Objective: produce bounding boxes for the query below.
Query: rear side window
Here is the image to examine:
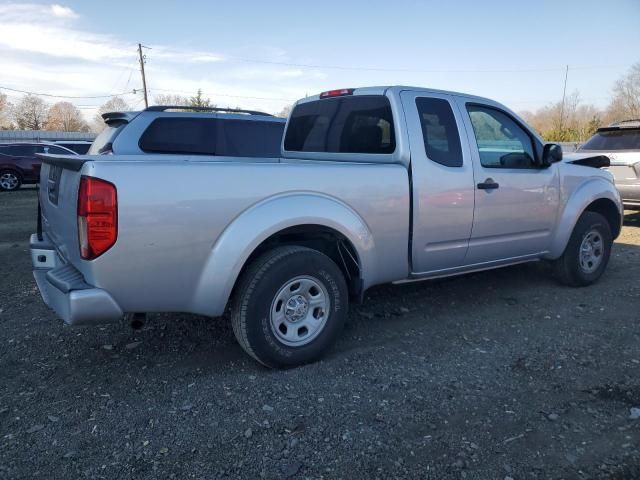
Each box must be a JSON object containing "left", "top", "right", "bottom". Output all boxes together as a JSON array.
[
  {"left": 416, "top": 97, "right": 463, "bottom": 167},
  {"left": 40, "top": 145, "right": 72, "bottom": 155},
  {"left": 89, "top": 123, "right": 126, "bottom": 154},
  {"left": 8, "top": 145, "right": 37, "bottom": 156},
  {"left": 58, "top": 143, "right": 91, "bottom": 154},
  {"left": 580, "top": 129, "right": 640, "bottom": 151},
  {"left": 139, "top": 118, "right": 217, "bottom": 155},
  {"left": 284, "top": 96, "right": 395, "bottom": 154},
  {"left": 218, "top": 120, "right": 284, "bottom": 157}
]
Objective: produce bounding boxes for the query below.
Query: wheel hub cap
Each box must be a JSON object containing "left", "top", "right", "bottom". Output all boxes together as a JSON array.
[
  {"left": 579, "top": 230, "right": 603, "bottom": 274},
  {"left": 285, "top": 295, "right": 309, "bottom": 322},
  {"left": 0, "top": 173, "right": 18, "bottom": 190},
  {"left": 270, "top": 275, "right": 330, "bottom": 347}
]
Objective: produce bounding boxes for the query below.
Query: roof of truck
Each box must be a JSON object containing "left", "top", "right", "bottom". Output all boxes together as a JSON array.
[{"left": 296, "top": 85, "right": 497, "bottom": 105}]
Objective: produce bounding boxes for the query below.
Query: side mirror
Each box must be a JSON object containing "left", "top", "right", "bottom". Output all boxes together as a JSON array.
[{"left": 542, "top": 143, "right": 562, "bottom": 167}]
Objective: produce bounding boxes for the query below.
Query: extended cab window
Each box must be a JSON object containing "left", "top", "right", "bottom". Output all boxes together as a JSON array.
[
  {"left": 467, "top": 105, "right": 536, "bottom": 169},
  {"left": 416, "top": 97, "right": 462, "bottom": 167},
  {"left": 140, "top": 117, "right": 217, "bottom": 155},
  {"left": 284, "top": 96, "right": 395, "bottom": 154}
]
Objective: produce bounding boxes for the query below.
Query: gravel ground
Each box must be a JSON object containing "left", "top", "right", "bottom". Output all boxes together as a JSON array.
[{"left": 1, "top": 187, "right": 639, "bottom": 480}]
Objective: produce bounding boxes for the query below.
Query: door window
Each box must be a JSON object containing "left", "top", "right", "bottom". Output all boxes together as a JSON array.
[
  {"left": 467, "top": 105, "right": 536, "bottom": 169},
  {"left": 416, "top": 97, "right": 463, "bottom": 167}
]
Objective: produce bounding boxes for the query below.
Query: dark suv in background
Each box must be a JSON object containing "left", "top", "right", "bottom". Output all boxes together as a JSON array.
[{"left": 0, "top": 143, "right": 76, "bottom": 191}]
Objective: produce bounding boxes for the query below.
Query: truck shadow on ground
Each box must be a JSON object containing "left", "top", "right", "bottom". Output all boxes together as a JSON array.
[{"left": 53, "top": 257, "right": 587, "bottom": 372}]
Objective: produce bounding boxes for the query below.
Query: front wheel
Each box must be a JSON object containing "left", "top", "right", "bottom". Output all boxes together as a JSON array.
[
  {"left": 231, "top": 246, "right": 348, "bottom": 368},
  {"left": 0, "top": 170, "right": 22, "bottom": 191},
  {"left": 553, "top": 211, "right": 613, "bottom": 286}
]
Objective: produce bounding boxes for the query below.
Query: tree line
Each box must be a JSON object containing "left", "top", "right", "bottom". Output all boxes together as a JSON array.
[
  {"left": 0, "top": 88, "right": 217, "bottom": 133},
  {"left": 519, "top": 63, "right": 639, "bottom": 142},
  {"left": 1, "top": 63, "right": 638, "bottom": 139}
]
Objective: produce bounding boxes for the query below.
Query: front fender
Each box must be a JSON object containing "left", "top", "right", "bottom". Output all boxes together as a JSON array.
[
  {"left": 190, "top": 193, "right": 376, "bottom": 317},
  {"left": 547, "top": 177, "right": 622, "bottom": 259}
]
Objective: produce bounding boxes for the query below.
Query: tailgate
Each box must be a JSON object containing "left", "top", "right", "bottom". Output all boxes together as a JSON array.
[{"left": 36, "top": 154, "right": 92, "bottom": 264}]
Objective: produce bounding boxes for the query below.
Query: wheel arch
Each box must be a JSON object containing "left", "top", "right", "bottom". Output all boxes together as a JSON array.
[
  {"left": 547, "top": 179, "right": 623, "bottom": 259},
  {"left": 190, "top": 193, "right": 376, "bottom": 317}
]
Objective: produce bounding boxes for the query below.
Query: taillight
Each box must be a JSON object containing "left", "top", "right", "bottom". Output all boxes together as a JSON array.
[
  {"left": 319, "top": 88, "right": 354, "bottom": 98},
  {"left": 77, "top": 176, "right": 117, "bottom": 259}
]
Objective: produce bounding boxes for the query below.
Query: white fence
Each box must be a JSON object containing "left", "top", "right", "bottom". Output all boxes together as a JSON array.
[{"left": 0, "top": 130, "right": 96, "bottom": 143}]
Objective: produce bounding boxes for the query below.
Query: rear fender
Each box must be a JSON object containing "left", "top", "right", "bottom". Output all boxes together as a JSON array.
[
  {"left": 547, "top": 178, "right": 622, "bottom": 259},
  {"left": 190, "top": 193, "right": 375, "bottom": 317}
]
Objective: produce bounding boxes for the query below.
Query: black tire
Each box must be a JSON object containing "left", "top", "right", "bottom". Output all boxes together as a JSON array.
[
  {"left": 0, "top": 170, "right": 22, "bottom": 191},
  {"left": 553, "top": 211, "right": 612, "bottom": 287},
  {"left": 231, "top": 246, "right": 348, "bottom": 368}
]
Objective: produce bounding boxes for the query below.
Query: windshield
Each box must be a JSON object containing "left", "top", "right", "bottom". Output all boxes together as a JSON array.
[{"left": 580, "top": 128, "right": 640, "bottom": 151}]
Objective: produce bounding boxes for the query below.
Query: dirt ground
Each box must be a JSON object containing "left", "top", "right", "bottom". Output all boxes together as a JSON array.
[{"left": 1, "top": 187, "right": 639, "bottom": 479}]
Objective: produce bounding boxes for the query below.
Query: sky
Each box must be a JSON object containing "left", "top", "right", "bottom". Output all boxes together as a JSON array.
[{"left": 0, "top": 0, "right": 639, "bottom": 121}]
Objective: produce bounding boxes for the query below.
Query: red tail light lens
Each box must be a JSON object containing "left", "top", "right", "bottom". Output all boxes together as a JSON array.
[{"left": 77, "top": 176, "right": 117, "bottom": 259}]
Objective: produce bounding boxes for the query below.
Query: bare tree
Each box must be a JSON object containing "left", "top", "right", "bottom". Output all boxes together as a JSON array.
[
  {"left": 13, "top": 94, "right": 49, "bottom": 130},
  {"left": 45, "top": 101, "right": 89, "bottom": 132},
  {"left": 276, "top": 105, "right": 292, "bottom": 118},
  {"left": 606, "top": 62, "right": 640, "bottom": 122},
  {"left": 92, "top": 97, "right": 130, "bottom": 132},
  {"left": 0, "top": 92, "right": 14, "bottom": 129},
  {"left": 153, "top": 94, "right": 189, "bottom": 106},
  {"left": 519, "top": 91, "right": 602, "bottom": 142}
]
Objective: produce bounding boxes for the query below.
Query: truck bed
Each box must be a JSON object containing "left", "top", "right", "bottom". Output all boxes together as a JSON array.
[{"left": 38, "top": 155, "right": 410, "bottom": 317}]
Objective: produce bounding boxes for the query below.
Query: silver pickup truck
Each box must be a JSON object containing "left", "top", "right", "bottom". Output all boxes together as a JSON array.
[{"left": 31, "top": 86, "right": 623, "bottom": 368}]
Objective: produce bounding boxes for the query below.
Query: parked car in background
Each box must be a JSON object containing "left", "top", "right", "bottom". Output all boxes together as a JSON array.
[
  {"left": 88, "top": 106, "right": 286, "bottom": 156},
  {"left": 576, "top": 120, "right": 640, "bottom": 208},
  {"left": 0, "top": 142, "right": 76, "bottom": 191},
  {"left": 50, "top": 140, "right": 93, "bottom": 155},
  {"left": 32, "top": 87, "right": 622, "bottom": 368}
]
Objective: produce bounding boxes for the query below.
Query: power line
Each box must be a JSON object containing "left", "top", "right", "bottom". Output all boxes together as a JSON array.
[
  {"left": 149, "top": 87, "right": 295, "bottom": 102},
  {"left": 224, "top": 57, "right": 624, "bottom": 74},
  {"left": 0, "top": 85, "right": 136, "bottom": 99}
]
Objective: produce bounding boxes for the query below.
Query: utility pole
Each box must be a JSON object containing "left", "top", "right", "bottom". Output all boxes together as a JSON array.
[
  {"left": 138, "top": 43, "right": 149, "bottom": 108},
  {"left": 558, "top": 64, "right": 569, "bottom": 132}
]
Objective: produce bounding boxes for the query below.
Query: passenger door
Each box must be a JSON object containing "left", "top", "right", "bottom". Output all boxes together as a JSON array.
[
  {"left": 400, "top": 91, "right": 475, "bottom": 273},
  {"left": 456, "top": 100, "right": 560, "bottom": 265}
]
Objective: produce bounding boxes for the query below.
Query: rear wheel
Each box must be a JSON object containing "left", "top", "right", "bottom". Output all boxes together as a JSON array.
[
  {"left": 0, "top": 170, "right": 22, "bottom": 191},
  {"left": 553, "top": 211, "right": 612, "bottom": 286},
  {"left": 231, "top": 246, "right": 348, "bottom": 368}
]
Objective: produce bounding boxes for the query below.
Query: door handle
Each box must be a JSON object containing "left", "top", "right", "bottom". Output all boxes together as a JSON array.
[{"left": 477, "top": 178, "right": 499, "bottom": 190}]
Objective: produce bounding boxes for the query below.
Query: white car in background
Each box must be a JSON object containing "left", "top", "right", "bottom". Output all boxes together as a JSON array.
[{"left": 577, "top": 120, "right": 640, "bottom": 208}]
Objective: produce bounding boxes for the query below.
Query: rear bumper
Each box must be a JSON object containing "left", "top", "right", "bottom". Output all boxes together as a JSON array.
[{"left": 30, "top": 234, "right": 123, "bottom": 325}]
